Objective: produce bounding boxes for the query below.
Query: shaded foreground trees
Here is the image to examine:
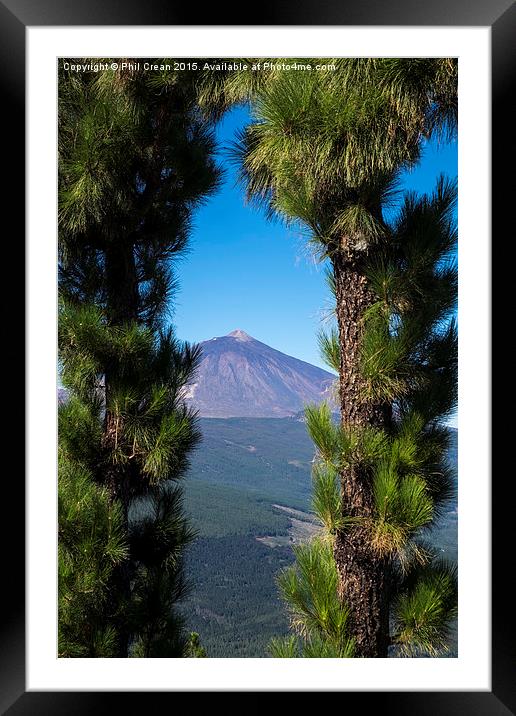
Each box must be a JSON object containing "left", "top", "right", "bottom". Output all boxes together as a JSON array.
[
  {"left": 58, "top": 61, "right": 221, "bottom": 656},
  {"left": 224, "top": 59, "right": 458, "bottom": 657}
]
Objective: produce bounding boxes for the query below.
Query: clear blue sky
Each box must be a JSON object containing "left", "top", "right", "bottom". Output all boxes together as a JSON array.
[{"left": 174, "top": 106, "right": 458, "bottom": 373}]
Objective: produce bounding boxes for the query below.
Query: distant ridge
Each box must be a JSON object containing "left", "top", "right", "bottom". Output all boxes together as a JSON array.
[{"left": 184, "top": 330, "right": 336, "bottom": 418}]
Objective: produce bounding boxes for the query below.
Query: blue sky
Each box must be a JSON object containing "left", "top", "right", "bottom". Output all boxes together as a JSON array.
[{"left": 174, "top": 105, "right": 458, "bottom": 374}]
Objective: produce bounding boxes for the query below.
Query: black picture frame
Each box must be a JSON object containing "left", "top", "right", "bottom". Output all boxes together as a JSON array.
[{"left": 2, "top": 0, "right": 502, "bottom": 711}]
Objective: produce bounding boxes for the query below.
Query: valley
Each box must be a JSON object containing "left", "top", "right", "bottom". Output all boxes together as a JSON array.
[{"left": 181, "top": 418, "right": 458, "bottom": 657}]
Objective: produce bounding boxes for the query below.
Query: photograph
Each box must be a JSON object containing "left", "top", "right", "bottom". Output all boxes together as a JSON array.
[{"left": 57, "top": 56, "right": 459, "bottom": 660}]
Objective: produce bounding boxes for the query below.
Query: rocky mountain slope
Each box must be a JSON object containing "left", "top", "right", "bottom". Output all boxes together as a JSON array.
[{"left": 184, "top": 329, "right": 336, "bottom": 418}]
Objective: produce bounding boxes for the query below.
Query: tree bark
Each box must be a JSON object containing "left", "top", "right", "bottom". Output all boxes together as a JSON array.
[
  {"left": 105, "top": 239, "right": 139, "bottom": 326},
  {"left": 103, "top": 237, "right": 139, "bottom": 657},
  {"left": 331, "top": 249, "right": 391, "bottom": 657}
]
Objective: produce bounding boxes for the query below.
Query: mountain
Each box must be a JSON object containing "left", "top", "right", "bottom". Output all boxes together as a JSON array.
[{"left": 184, "top": 329, "right": 336, "bottom": 418}]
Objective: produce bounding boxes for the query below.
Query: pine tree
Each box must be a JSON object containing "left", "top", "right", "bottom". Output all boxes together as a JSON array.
[
  {"left": 222, "top": 59, "right": 457, "bottom": 657},
  {"left": 58, "top": 60, "right": 221, "bottom": 657},
  {"left": 185, "top": 632, "right": 207, "bottom": 658},
  {"left": 58, "top": 449, "right": 128, "bottom": 657},
  {"left": 270, "top": 177, "right": 458, "bottom": 657}
]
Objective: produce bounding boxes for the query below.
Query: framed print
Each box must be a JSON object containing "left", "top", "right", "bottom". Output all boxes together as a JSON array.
[{"left": 1, "top": 0, "right": 504, "bottom": 711}]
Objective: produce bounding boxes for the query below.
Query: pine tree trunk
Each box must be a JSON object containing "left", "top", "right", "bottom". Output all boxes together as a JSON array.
[
  {"left": 105, "top": 239, "right": 139, "bottom": 326},
  {"left": 103, "top": 238, "right": 139, "bottom": 657},
  {"left": 331, "top": 249, "right": 391, "bottom": 657}
]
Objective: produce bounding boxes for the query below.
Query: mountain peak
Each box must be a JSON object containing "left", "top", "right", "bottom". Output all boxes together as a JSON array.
[
  {"left": 227, "top": 329, "right": 253, "bottom": 341},
  {"left": 186, "top": 331, "right": 336, "bottom": 418}
]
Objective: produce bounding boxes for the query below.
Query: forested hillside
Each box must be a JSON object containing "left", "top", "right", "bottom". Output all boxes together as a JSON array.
[
  {"left": 187, "top": 417, "right": 316, "bottom": 508},
  {"left": 180, "top": 421, "right": 458, "bottom": 657}
]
